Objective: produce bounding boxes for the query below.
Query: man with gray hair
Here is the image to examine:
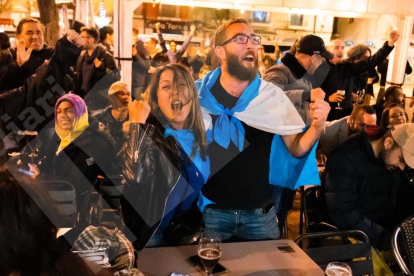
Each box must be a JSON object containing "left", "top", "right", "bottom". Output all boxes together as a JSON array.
[{"left": 0, "top": 18, "right": 54, "bottom": 93}]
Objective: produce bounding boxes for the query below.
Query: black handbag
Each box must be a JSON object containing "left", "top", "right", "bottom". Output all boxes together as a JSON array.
[{"left": 163, "top": 201, "right": 205, "bottom": 246}]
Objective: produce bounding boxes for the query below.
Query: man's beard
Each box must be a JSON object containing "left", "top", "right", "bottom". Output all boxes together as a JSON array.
[
  {"left": 379, "top": 147, "right": 398, "bottom": 171},
  {"left": 226, "top": 52, "right": 258, "bottom": 82}
]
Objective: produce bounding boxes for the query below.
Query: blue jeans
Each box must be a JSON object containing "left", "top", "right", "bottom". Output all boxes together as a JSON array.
[{"left": 202, "top": 205, "right": 280, "bottom": 241}]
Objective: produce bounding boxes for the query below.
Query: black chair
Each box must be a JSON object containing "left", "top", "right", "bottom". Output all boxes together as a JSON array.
[
  {"left": 39, "top": 178, "right": 78, "bottom": 228},
  {"left": 295, "top": 230, "right": 374, "bottom": 276},
  {"left": 303, "top": 186, "right": 338, "bottom": 233},
  {"left": 90, "top": 175, "right": 125, "bottom": 228},
  {"left": 392, "top": 215, "right": 414, "bottom": 275}
]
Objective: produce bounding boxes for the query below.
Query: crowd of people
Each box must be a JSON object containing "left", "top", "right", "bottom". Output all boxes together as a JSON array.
[{"left": 1, "top": 16, "right": 414, "bottom": 275}]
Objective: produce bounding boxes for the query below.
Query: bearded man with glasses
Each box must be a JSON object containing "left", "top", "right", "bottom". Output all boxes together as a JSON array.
[{"left": 196, "top": 18, "right": 330, "bottom": 241}]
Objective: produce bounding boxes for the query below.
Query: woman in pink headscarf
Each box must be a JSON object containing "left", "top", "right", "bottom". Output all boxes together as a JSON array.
[{"left": 30, "top": 94, "right": 115, "bottom": 206}]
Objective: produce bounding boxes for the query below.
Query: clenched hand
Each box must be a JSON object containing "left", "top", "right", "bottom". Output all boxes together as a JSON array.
[{"left": 310, "top": 98, "right": 330, "bottom": 131}]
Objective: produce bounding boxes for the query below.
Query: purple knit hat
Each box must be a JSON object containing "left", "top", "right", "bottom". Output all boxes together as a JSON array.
[{"left": 55, "top": 94, "right": 88, "bottom": 121}]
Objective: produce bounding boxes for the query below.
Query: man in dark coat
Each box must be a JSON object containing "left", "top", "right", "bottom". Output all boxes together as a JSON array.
[
  {"left": 132, "top": 38, "right": 150, "bottom": 99},
  {"left": 0, "top": 18, "right": 54, "bottom": 93},
  {"left": 99, "top": 25, "right": 114, "bottom": 55},
  {"left": 144, "top": 37, "right": 169, "bottom": 69},
  {"left": 264, "top": 35, "right": 331, "bottom": 125},
  {"left": 75, "top": 26, "right": 118, "bottom": 112},
  {"left": 324, "top": 124, "right": 414, "bottom": 251},
  {"left": 322, "top": 31, "right": 399, "bottom": 121},
  {"left": 92, "top": 81, "right": 130, "bottom": 156},
  {"left": 376, "top": 58, "right": 412, "bottom": 105}
]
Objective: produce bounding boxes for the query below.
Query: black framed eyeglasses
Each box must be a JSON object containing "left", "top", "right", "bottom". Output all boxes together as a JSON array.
[{"left": 220, "top": 34, "right": 262, "bottom": 46}]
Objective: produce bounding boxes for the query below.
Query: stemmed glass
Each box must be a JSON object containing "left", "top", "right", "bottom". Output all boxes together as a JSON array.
[
  {"left": 17, "top": 130, "right": 38, "bottom": 163},
  {"left": 198, "top": 232, "right": 222, "bottom": 275},
  {"left": 335, "top": 90, "right": 346, "bottom": 110},
  {"left": 26, "top": 131, "right": 39, "bottom": 163},
  {"left": 356, "top": 89, "right": 365, "bottom": 105},
  {"left": 325, "top": 262, "right": 352, "bottom": 276}
]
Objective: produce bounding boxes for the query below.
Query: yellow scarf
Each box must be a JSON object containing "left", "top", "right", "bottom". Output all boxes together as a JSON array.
[{"left": 56, "top": 111, "right": 89, "bottom": 155}]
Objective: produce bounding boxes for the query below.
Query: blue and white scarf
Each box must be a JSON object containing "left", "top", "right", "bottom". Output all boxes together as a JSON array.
[
  {"left": 196, "top": 67, "right": 320, "bottom": 190},
  {"left": 163, "top": 110, "right": 213, "bottom": 183}
]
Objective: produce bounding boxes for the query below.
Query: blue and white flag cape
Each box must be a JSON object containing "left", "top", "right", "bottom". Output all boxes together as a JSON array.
[
  {"left": 164, "top": 109, "right": 213, "bottom": 183},
  {"left": 196, "top": 67, "right": 320, "bottom": 191}
]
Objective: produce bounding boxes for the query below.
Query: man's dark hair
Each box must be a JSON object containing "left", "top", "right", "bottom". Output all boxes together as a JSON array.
[
  {"left": 99, "top": 25, "right": 114, "bottom": 42},
  {"left": 214, "top": 18, "right": 249, "bottom": 47},
  {"left": 347, "top": 44, "right": 371, "bottom": 62},
  {"left": 81, "top": 26, "right": 100, "bottom": 43},
  {"left": 379, "top": 130, "right": 400, "bottom": 150},
  {"left": 0, "top": 33, "right": 10, "bottom": 50},
  {"left": 72, "top": 20, "right": 85, "bottom": 33},
  {"left": 351, "top": 104, "right": 376, "bottom": 119},
  {"left": 16, "top": 18, "right": 43, "bottom": 35},
  {"left": 384, "top": 85, "right": 402, "bottom": 101},
  {"left": 148, "top": 37, "right": 158, "bottom": 44}
]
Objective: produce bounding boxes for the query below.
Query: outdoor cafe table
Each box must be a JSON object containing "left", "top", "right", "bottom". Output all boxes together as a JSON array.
[{"left": 137, "top": 239, "right": 324, "bottom": 276}]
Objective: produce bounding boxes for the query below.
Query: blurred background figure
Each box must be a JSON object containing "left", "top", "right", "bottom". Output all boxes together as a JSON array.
[
  {"left": 346, "top": 44, "right": 379, "bottom": 105},
  {"left": 155, "top": 22, "right": 196, "bottom": 64},
  {"left": 198, "top": 64, "right": 211, "bottom": 80},
  {"left": 322, "top": 31, "right": 399, "bottom": 121},
  {"left": 0, "top": 18, "right": 54, "bottom": 93},
  {"left": 0, "top": 168, "right": 113, "bottom": 276},
  {"left": 92, "top": 81, "right": 131, "bottom": 169},
  {"left": 144, "top": 36, "right": 168, "bottom": 70},
  {"left": 0, "top": 32, "right": 12, "bottom": 72},
  {"left": 99, "top": 25, "right": 114, "bottom": 54},
  {"left": 205, "top": 36, "right": 220, "bottom": 71},
  {"left": 376, "top": 57, "right": 412, "bottom": 105},
  {"left": 75, "top": 26, "right": 118, "bottom": 112},
  {"left": 131, "top": 28, "right": 151, "bottom": 99},
  {"left": 257, "top": 43, "right": 279, "bottom": 77},
  {"left": 373, "top": 85, "right": 404, "bottom": 125}
]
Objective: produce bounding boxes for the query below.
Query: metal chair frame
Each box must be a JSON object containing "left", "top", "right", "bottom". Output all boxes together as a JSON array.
[
  {"left": 295, "top": 230, "right": 374, "bottom": 276},
  {"left": 393, "top": 227, "right": 412, "bottom": 275},
  {"left": 392, "top": 216, "right": 414, "bottom": 276}
]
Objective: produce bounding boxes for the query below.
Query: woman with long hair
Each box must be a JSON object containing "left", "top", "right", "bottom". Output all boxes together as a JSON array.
[
  {"left": 121, "top": 63, "right": 211, "bottom": 249},
  {"left": 380, "top": 102, "right": 408, "bottom": 129}
]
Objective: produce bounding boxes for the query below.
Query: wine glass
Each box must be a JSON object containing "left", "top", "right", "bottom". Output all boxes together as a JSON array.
[
  {"left": 325, "top": 262, "right": 352, "bottom": 276},
  {"left": 356, "top": 89, "right": 365, "bottom": 105},
  {"left": 198, "top": 232, "right": 222, "bottom": 275},
  {"left": 335, "top": 90, "right": 346, "bottom": 110},
  {"left": 26, "top": 131, "right": 39, "bottom": 163},
  {"left": 17, "top": 130, "right": 38, "bottom": 163}
]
